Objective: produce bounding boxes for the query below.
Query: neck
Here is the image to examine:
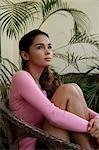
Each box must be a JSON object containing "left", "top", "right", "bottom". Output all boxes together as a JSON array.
[{"left": 26, "top": 64, "right": 44, "bottom": 84}]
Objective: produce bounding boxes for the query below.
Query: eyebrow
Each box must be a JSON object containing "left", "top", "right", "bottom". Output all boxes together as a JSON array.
[{"left": 34, "top": 43, "right": 52, "bottom": 46}]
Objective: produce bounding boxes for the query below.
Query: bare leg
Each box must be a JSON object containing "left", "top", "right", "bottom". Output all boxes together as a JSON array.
[
  {"left": 66, "top": 84, "right": 92, "bottom": 149},
  {"left": 42, "top": 83, "right": 93, "bottom": 150}
]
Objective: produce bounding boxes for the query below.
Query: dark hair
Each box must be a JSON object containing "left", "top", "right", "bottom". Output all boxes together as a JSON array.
[
  {"left": 39, "top": 67, "right": 61, "bottom": 99},
  {"left": 19, "top": 29, "right": 61, "bottom": 99}
]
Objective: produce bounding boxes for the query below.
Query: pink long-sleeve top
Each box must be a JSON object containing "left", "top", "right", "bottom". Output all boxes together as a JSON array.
[{"left": 9, "top": 70, "right": 99, "bottom": 150}]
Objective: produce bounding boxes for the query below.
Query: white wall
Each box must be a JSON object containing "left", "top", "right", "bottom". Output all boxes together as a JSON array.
[{"left": 1, "top": 0, "right": 99, "bottom": 74}]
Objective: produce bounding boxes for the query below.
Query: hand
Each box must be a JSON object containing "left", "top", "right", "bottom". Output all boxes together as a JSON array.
[{"left": 89, "top": 118, "right": 99, "bottom": 139}]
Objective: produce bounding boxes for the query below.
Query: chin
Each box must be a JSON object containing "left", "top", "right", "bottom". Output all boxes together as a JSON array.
[
  {"left": 46, "top": 62, "right": 52, "bottom": 66},
  {"left": 43, "top": 63, "right": 51, "bottom": 67},
  {"left": 44, "top": 64, "right": 50, "bottom": 67}
]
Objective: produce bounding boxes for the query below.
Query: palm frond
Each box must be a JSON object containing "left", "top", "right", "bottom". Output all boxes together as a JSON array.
[
  {"left": 54, "top": 50, "right": 99, "bottom": 73},
  {"left": 69, "top": 9, "right": 90, "bottom": 34},
  {"left": 1, "top": 68, "right": 11, "bottom": 84},
  {"left": 0, "top": 79, "right": 8, "bottom": 99},
  {"left": 40, "top": 0, "right": 58, "bottom": 19},
  {"left": 0, "top": 57, "right": 18, "bottom": 99},
  {"left": 69, "top": 32, "right": 99, "bottom": 49},
  {"left": 39, "top": 0, "right": 90, "bottom": 33},
  {"left": 1, "top": 0, "right": 90, "bottom": 38},
  {"left": 85, "top": 84, "right": 99, "bottom": 107},
  {"left": 0, "top": 0, "right": 39, "bottom": 39},
  {"left": 53, "top": 53, "right": 68, "bottom": 60},
  {"left": 87, "top": 63, "right": 99, "bottom": 73},
  {"left": 2, "top": 57, "right": 19, "bottom": 72},
  {"left": 53, "top": 52, "right": 81, "bottom": 72}
]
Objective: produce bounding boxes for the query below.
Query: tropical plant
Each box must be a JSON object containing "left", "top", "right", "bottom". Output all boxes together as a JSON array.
[
  {"left": 0, "top": 57, "right": 19, "bottom": 100},
  {"left": 0, "top": 0, "right": 40, "bottom": 39},
  {"left": 0, "top": 0, "right": 93, "bottom": 38}
]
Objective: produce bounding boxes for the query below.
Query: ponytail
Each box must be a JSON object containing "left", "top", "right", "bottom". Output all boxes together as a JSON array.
[{"left": 40, "top": 67, "right": 61, "bottom": 99}]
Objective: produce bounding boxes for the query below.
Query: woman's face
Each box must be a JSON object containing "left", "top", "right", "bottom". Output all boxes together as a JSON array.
[{"left": 22, "top": 34, "right": 53, "bottom": 68}]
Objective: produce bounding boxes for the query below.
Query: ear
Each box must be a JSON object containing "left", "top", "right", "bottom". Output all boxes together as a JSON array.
[{"left": 20, "top": 51, "right": 30, "bottom": 61}]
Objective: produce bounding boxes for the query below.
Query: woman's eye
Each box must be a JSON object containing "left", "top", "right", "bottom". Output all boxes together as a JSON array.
[
  {"left": 36, "top": 45, "right": 52, "bottom": 50},
  {"left": 37, "top": 45, "right": 43, "bottom": 49}
]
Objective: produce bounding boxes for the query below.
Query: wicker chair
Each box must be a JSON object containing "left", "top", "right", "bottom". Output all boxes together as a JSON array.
[{"left": 0, "top": 100, "right": 85, "bottom": 150}]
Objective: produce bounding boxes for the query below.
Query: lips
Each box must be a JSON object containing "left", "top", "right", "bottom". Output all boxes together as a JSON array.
[{"left": 45, "top": 57, "right": 52, "bottom": 60}]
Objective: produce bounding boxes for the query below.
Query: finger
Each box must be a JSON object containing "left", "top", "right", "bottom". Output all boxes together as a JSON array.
[
  {"left": 89, "top": 126, "right": 97, "bottom": 134},
  {"left": 95, "top": 133, "right": 99, "bottom": 138},
  {"left": 88, "top": 119, "right": 95, "bottom": 131},
  {"left": 90, "top": 130, "right": 99, "bottom": 138},
  {"left": 89, "top": 118, "right": 95, "bottom": 126}
]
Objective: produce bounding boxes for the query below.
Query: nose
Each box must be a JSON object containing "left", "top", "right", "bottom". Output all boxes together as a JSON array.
[{"left": 45, "top": 47, "right": 51, "bottom": 54}]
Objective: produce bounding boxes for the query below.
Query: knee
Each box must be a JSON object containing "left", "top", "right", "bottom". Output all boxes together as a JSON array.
[
  {"left": 55, "top": 84, "right": 73, "bottom": 99},
  {"left": 59, "top": 83, "right": 78, "bottom": 95},
  {"left": 63, "top": 83, "right": 83, "bottom": 96},
  {"left": 71, "top": 83, "right": 84, "bottom": 97},
  {"left": 60, "top": 83, "right": 83, "bottom": 101}
]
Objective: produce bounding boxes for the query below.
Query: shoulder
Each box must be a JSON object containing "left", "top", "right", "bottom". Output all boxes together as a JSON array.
[
  {"left": 12, "top": 70, "right": 32, "bottom": 81},
  {"left": 13, "top": 70, "right": 29, "bottom": 77}
]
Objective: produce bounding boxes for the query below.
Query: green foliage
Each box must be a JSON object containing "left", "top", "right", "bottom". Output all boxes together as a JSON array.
[
  {"left": 0, "top": 0, "right": 40, "bottom": 39},
  {"left": 39, "top": 0, "right": 90, "bottom": 33},
  {"left": 0, "top": 57, "right": 19, "bottom": 99},
  {"left": 69, "top": 32, "right": 99, "bottom": 49},
  {"left": 1, "top": 0, "right": 90, "bottom": 39}
]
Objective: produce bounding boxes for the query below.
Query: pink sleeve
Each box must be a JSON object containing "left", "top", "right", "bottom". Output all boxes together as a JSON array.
[
  {"left": 13, "top": 71, "right": 89, "bottom": 132},
  {"left": 88, "top": 108, "right": 99, "bottom": 119}
]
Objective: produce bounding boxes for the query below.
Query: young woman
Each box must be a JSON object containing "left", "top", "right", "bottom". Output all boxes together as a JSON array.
[{"left": 9, "top": 29, "right": 99, "bottom": 150}]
